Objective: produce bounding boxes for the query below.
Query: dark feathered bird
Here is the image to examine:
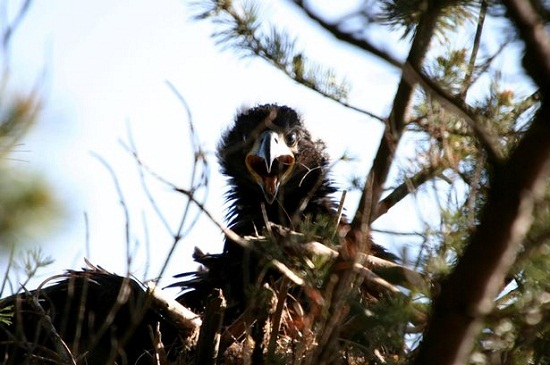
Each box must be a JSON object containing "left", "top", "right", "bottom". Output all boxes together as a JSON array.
[
  {"left": 174, "top": 104, "right": 343, "bottom": 313},
  {"left": 174, "top": 104, "right": 398, "bottom": 319}
]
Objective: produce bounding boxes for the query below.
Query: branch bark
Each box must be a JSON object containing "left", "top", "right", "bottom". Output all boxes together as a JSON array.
[
  {"left": 413, "top": 1, "right": 550, "bottom": 363},
  {"left": 196, "top": 289, "right": 226, "bottom": 365},
  {"left": 352, "top": 1, "right": 445, "bottom": 232},
  {"left": 306, "top": 5, "right": 448, "bottom": 363},
  {"left": 374, "top": 163, "right": 447, "bottom": 221}
]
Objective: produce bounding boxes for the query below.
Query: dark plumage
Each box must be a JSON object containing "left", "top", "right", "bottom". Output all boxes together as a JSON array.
[
  {"left": 176, "top": 104, "right": 344, "bottom": 315},
  {"left": 0, "top": 267, "right": 181, "bottom": 365},
  {"left": 175, "top": 104, "right": 397, "bottom": 315},
  {"left": 218, "top": 104, "right": 336, "bottom": 232},
  {"left": 220, "top": 104, "right": 338, "bottom": 300}
]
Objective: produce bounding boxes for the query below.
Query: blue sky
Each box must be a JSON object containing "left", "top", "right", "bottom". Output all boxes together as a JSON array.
[{"left": 2, "top": 0, "right": 498, "bottom": 289}]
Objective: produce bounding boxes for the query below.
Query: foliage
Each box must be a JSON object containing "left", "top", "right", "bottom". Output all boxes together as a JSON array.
[
  {"left": 191, "top": 0, "right": 350, "bottom": 105},
  {"left": 0, "top": 0, "right": 59, "bottom": 292}
]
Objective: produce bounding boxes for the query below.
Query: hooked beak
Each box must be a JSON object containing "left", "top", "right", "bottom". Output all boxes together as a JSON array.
[{"left": 245, "top": 130, "right": 295, "bottom": 204}]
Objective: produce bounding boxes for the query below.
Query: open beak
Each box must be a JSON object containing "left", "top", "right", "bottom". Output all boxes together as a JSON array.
[{"left": 245, "top": 130, "right": 295, "bottom": 204}]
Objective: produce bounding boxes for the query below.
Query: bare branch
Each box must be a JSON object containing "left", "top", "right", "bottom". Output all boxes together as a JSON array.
[
  {"left": 293, "top": 0, "right": 403, "bottom": 69},
  {"left": 2, "top": 0, "right": 33, "bottom": 51},
  {"left": 147, "top": 283, "right": 202, "bottom": 336},
  {"left": 91, "top": 153, "right": 133, "bottom": 273},
  {"left": 26, "top": 291, "right": 77, "bottom": 365},
  {"left": 375, "top": 163, "right": 447, "bottom": 221},
  {"left": 352, "top": 1, "right": 444, "bottom": 233},
  {"left": 459, "top": 0, "right": 488, "bottom": 99},
  {"left": 195, "top": 289, "right": 225, "bottom": 364}
]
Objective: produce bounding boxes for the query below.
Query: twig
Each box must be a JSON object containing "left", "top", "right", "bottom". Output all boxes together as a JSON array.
[
  {"left": 0, "top": 243, "right": 15, "bottom": 296},
  {"left": 195, "top": 289, "right": 226, "bottom": 365},
  {"left": 459, "top": 0, "right": 488, "bottom": 99},
  {"left": 121, "top": 86, "right": 209, "bottom": 282},
  {"left": 293, "top": 0, "right": 403, "bottom": 69},
  {"left": 375, "top": 163, "right": 447, "bottom": 221},
  {"left": 351, "top": 2, "right": 443, "bottom": 232},
  {"left": 147, "top": 282, "right": 202, "bottom": 336},
  {"left": 149, "top": 322, "right": 169, "bottom": 365},
  {"left": 91, "top": 153, "right": 133, "bottom": 273},
  {"left": 122, "top": 150, "right": 303, "bottom": 285},
  {"left": 2, "top": 0, "right": 33, "bottom": 50},
  {"left": 267, "top": 277, "right": 290, "bottom": 358},
  {"left": 26, "top": 290, "right": 77, "bottom": 365}
]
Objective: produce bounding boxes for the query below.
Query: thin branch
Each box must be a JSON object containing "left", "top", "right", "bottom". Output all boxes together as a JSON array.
[
  {"left": 2, "top": 0, "right": 33, "bottom": 51},
  {"left": 352, "top": 2, "right": 444, "bottom": 232},
  {"left": 405, "top": 63, "right": 504, "bottom": 165},
  {"left": 293, "top": 0, "right": 403, "bottom": 69},
  {"left": 127, "top": 151, "right": 304, "bottom": 285},
  {"left": 266, "top": 277, "right": 290, "bottom": 358},
  {"left": 121, "top": 90, "right": 209, "bottom": 282},
  {"left": 149, "top": 323, "right": 169, "bottom": 365},
  {"left": 310, "top": 3, "right": 445, "bottom": 362},
  {"left": 91, "top": 153, "right": 133, "bottom": 274},
  {"left": 459, "top": 0, "right": 488, "bottom": 99},
  {"left": 0, "top": 243, "right": 15, "bottom": 296},
  {"left": 26, "top": 291, "right": 77, "bottom": 365},
  {"left": 374, "top": 163, "right": 447, "bottom": 221}
]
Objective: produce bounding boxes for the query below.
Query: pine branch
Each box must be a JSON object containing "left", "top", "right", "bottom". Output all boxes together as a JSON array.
[
  {"left": 413, "top": 2, "right": 550, "bottom": 362},
  {"left": 307, "top": 4, "right": 447, "bottom": 362},
  {"left": 459, "top": 0, "right": 488, "bottom": 99},
  {"left": 414, "top": 92, "right": 550, "bottom": 365},
  {"left": 406, "top": 64, "right": 505, "bottom": 165},
  {"left": 195, "top": 0, "right": 384, "bottom": 121}
]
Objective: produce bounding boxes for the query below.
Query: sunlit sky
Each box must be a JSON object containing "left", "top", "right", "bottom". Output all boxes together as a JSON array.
[{"left": 2, "top": 0, "right": 525, "bottom": 290}]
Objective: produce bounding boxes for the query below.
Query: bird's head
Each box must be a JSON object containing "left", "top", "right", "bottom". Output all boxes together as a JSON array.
[
  {"left": 243, "top": 116, "right": 297, "bottom": 204},
  {"left": 218, "top": 104, "right": 327, "bottom": 206}
]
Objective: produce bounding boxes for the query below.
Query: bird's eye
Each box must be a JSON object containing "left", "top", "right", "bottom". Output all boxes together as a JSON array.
[{"left": 285, "top": 132, "right": 297, "bottom": 146}]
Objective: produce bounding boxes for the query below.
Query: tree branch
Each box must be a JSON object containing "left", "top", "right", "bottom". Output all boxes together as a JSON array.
[
  {"left": 352, "top": 2, "right": 445, "bottom": 232},
  {"left": 504, "top": 0, "right": 550, "bottom": 93},
  {"left": 413, "top": 1, "right": 550, "bottom": 362},
  {"left": 307, "top": 3, "right": 447, "bottom": 362},
  {"left": 293, "top": 0, "right": 403, "bottom": 69},
  {"left": 374, "top": 163, "right": 447, "bottom": 221}
]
